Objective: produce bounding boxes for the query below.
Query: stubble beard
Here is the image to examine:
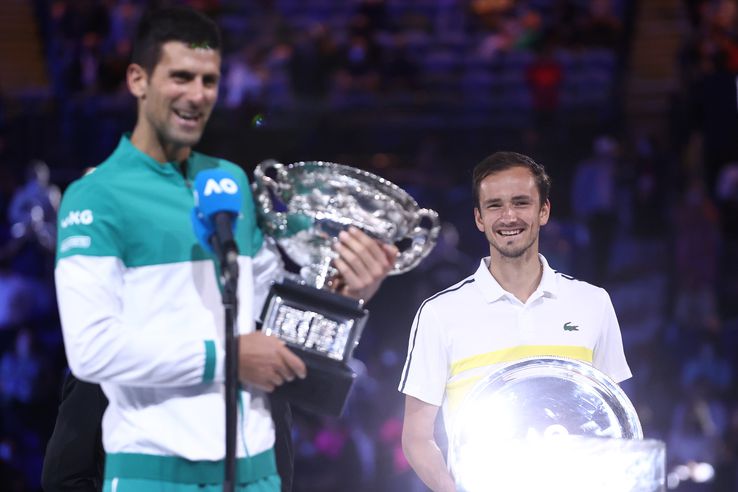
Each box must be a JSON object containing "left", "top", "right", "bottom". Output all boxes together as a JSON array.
[
  {"left": 158, "top": 118, "right": 205, "bottom": 150},
  {"left": 489, "top": 230, "right": 537, "bottom": 259}
]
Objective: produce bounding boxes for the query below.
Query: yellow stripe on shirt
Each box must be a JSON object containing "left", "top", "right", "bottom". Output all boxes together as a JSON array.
[
  {"left": 445, "top": 346, "right": 593, "bottom": 411},
  {"left": 450, "top": 345, "right": 593, "bottom": 377}
]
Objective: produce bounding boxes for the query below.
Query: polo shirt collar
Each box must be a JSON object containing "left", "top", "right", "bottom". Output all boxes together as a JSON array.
[
  {"left": 112, "top": 133, "right": 193, "bottom": 178},
  {"left": 473, "top": 254, "right": 559, "bottom": 303},
  {"left": 536, "top": 254, "right": 559, "bottom": 299}
]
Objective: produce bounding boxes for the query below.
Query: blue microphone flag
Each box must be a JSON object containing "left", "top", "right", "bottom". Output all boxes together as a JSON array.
[
  {"left": 193, "top": 169, "right": 243, "bottom": 218},
  {"left": 192, "top": 169, "right": 243, "bottom": 253}
]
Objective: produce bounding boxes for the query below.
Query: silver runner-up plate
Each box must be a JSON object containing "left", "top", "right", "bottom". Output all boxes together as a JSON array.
[{"left": 450, "top": 357, "right": 666, "bottom": 492}]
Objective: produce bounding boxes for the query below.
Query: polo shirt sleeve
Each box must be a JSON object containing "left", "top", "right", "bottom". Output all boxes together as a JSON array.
[
  {"left": 398, "top": 301, "right": 449, "bottom": 406},
  {"left": 593, "top": 289, "right": 632, "bottom": 383}
]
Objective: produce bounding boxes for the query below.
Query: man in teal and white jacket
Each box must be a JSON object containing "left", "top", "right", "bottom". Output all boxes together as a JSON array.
[{"left": 54, "top": 7, "right": 396, "bottom": 492}]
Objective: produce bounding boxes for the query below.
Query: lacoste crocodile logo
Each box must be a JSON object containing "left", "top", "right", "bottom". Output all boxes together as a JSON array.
[{"left": 563, "top": 322, "right": 579, "bottom": 332}]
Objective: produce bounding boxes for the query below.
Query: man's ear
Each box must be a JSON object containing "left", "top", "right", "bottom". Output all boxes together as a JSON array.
[
  {"left": 474, "top": 207, "right": 484, "bottom": 232},
  {"left": 127, "top": 63, "right": 148, "bottom": 99},
  {"left": 540, "top": 199, "right": 551, "bottom": 226}
]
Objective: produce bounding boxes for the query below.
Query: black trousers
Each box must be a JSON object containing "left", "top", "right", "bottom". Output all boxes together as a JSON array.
[
  {"left": 41, "top": 373, "right": 107, "bottom": 492},
  {"left": 41, "top": 373, "right": 295, "bottom": 492}
]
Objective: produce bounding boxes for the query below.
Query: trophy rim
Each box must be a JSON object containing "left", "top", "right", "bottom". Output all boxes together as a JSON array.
[
  {"left": 451, "top": 356, "right": 643, "bottom": 450},
  {"left": 282, "top": 160, "right": 422, "bottom": 208}
]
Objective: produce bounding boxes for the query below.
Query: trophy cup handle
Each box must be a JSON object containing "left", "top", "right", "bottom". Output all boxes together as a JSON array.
[
  {"left": 394, "top": 208, "right": 441, "bottom": 274},
  {"left": 253, "top": 160, "right": 291, "bottom": 236},
  {"left": 254, "top": 159, "right": 290, "bottom": 192}
]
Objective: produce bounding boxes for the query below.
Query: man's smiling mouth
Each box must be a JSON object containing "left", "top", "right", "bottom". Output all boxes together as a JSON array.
[{"left": 174, "top": 109, "right": 201, "bottom": 121}]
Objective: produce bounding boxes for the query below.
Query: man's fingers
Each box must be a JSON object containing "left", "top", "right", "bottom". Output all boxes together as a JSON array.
[
  {"left": 382, "top": 243, "right": 399, "bottom": 264},
  {"left": 334, "top": 256, "right": 361, "bottom": 288},
  {"left": 238, "top": 332, "right": 307, "bottom": 391},
  {"left": 255, "top": 381, "right": 276, "bottom": 392},
  {"left": 339, "top": 227, "right": 387, "bottom": 268},
  {"left": 273, "top": 364, "right": 293, "bottom": 383},
  {"left": 342, "top": 226, "right": 389, "bottom": 265},
  {"left": 336, "top": 227, "right": 393, "bottom": 280},
  {"left": 280, "top": 346, "right": 307, "bottom": 380}
]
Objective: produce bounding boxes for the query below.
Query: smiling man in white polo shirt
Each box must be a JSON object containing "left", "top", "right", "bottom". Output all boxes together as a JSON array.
[{"left": 398, "top": 151, "right": 631, "bottom": 492}]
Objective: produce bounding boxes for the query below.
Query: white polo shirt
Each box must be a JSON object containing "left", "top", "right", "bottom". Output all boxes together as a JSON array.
[{"left": 398, "top": 254, "right": 631, "bottom": 438}]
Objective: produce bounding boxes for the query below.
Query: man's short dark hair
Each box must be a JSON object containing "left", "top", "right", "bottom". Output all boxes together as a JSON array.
[
  {"left": 131, "top": 7, "right": 222, "bottom": 74},
  {"left": 472, "top": 151, "right": 551, "bottom": 208}
]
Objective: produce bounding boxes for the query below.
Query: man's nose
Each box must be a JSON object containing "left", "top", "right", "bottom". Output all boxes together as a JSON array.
[
  {"left": 500, "top": 204, "right": 516, "bottom": 220},
  {"left": 186, "top": 79, "right": 207, "bottom": 104}
]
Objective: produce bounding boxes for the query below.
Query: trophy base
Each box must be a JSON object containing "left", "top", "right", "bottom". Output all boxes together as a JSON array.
[
  {"left": 260, "top": 279, "right": 368, "bottom": 416},
  {"left": 273, "top": 349, "right": 357, "bottom": 416}
]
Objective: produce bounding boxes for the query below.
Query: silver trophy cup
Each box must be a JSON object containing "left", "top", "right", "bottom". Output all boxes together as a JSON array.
[
  {"left": 450, "top": 358, "right": 666, "bottom": 492},
  {"left": 253, "top": 160, "right": 440, "bottom": 415}
]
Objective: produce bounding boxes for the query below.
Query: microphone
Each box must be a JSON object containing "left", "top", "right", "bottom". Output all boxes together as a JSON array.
[{"left": 192, "top": 169, "right": 243, "bottom": 283}]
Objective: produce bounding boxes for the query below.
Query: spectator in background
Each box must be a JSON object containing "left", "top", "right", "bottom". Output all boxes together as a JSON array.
[
  {"left": 0, "top": 258, "right": 35, "bottom": 330},
  {"left": 684, "top": 0, "right": 711, "bottom": 28},
  {"left": 380, "top": 33, "right": 420, "bottom": 93},
  {"left": 526, "top": 42, "right": 563, "bottom": 134},
  {"left": 571, "top": 135, "right": 619, "bottom": 283},
  {"left": 668, "top": 379, "right": 729, "bottom": 469},
  {"left": 629, "top": 133, "right": 671, "bottom": 239},
  {"left": 0, "top": 435, "right": 28, "bottom": 492},
  {"left": 76, "top": 33, "right": 103, "bottom": 93},
  {"left": 515, "top": 8, "right": 544, "bottom": 50},
  {"left": 469, "top": 0, "right": 514, "bottom": 32},
  {"left": 106, "top": 0, "right": 141, "bottom": 51},
  {"left": 578, "top": 0, "right": 622, "bottom": 49},
  {"left": 0, "top": 328, "right": 46, "bottom": 406},
  {"left": 551, "top": 0, "right": 586, "bottom": 48},
  {"left": 6, "top": 161, "right": 59, "bottom": 304},
  {"left": 477, "top": 21, "right": 514, "bottom": 60},
  {"left": 224, "top": 46, "right": 267, "bottom": 109},
  {"left": 714, "top": 162, "right": 738, "bottom": 318},
  {"left": 288, "top": 23, "right": 340, "bottom": 104},
  {"left": 335, "top": 31, "right": 383, "bottom": 101},
  {"left": 1, "top": 325, "right": 51, "bottom": 492},
  {"left": 717, "top": 403, "right": 738, "bottom": 491},
  {"left": 694, "top": 51, "right": 738, "bottom": 193},
  {"left": 435, "top": 0, "right": 466, "bottom": 39},
  {"left": 8, "top": 160, "right": 60, "bottom": 253},
  {"left": 355, "top": 0, "right": 390, "bottom": 35},
  {"left": 98, "top": 38, "right": 133, "bottom": 94},
  {"left": 681, "top": 334, "right": 733, "bottom": 396},
  {"left": 673, "top": 177, "right": 722, "bottom": 334}
]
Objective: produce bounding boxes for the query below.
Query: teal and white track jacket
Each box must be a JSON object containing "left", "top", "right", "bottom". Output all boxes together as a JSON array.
[{"left": 55, "top": 135, "right": 282, "bottom": 461}]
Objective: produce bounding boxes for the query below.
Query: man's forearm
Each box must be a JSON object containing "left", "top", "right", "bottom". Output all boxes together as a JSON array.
[{"left": 403, "top": 438, "right": 456, "bottom": 492}]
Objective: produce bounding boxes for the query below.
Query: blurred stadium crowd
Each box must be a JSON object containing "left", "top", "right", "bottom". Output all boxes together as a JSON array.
[{"left": 1, "top": 0, "right": 738, "bottom": 491}]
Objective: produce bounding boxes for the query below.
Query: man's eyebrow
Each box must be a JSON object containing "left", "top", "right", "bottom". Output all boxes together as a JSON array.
[
  {"left": 169, "top": 69, "right": 194, "bottom": 77},
  {"left": 482, "top": 198, "right": 502, "bottom": 205}
]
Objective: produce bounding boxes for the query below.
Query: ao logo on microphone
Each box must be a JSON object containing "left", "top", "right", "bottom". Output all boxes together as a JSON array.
[{"left": 203, "top": 177, "right": 238, "bottom": 196}]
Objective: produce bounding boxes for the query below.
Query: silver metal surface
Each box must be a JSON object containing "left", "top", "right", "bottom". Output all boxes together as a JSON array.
[
  {"left": 449, "top": 357, "right": 664, "bottom": 492},
  {"left": 253, "top": 160, "right": 440, "bottom": 288},
  {"left": 453, "top": 435, "right": 666, "bottom": 492}
]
